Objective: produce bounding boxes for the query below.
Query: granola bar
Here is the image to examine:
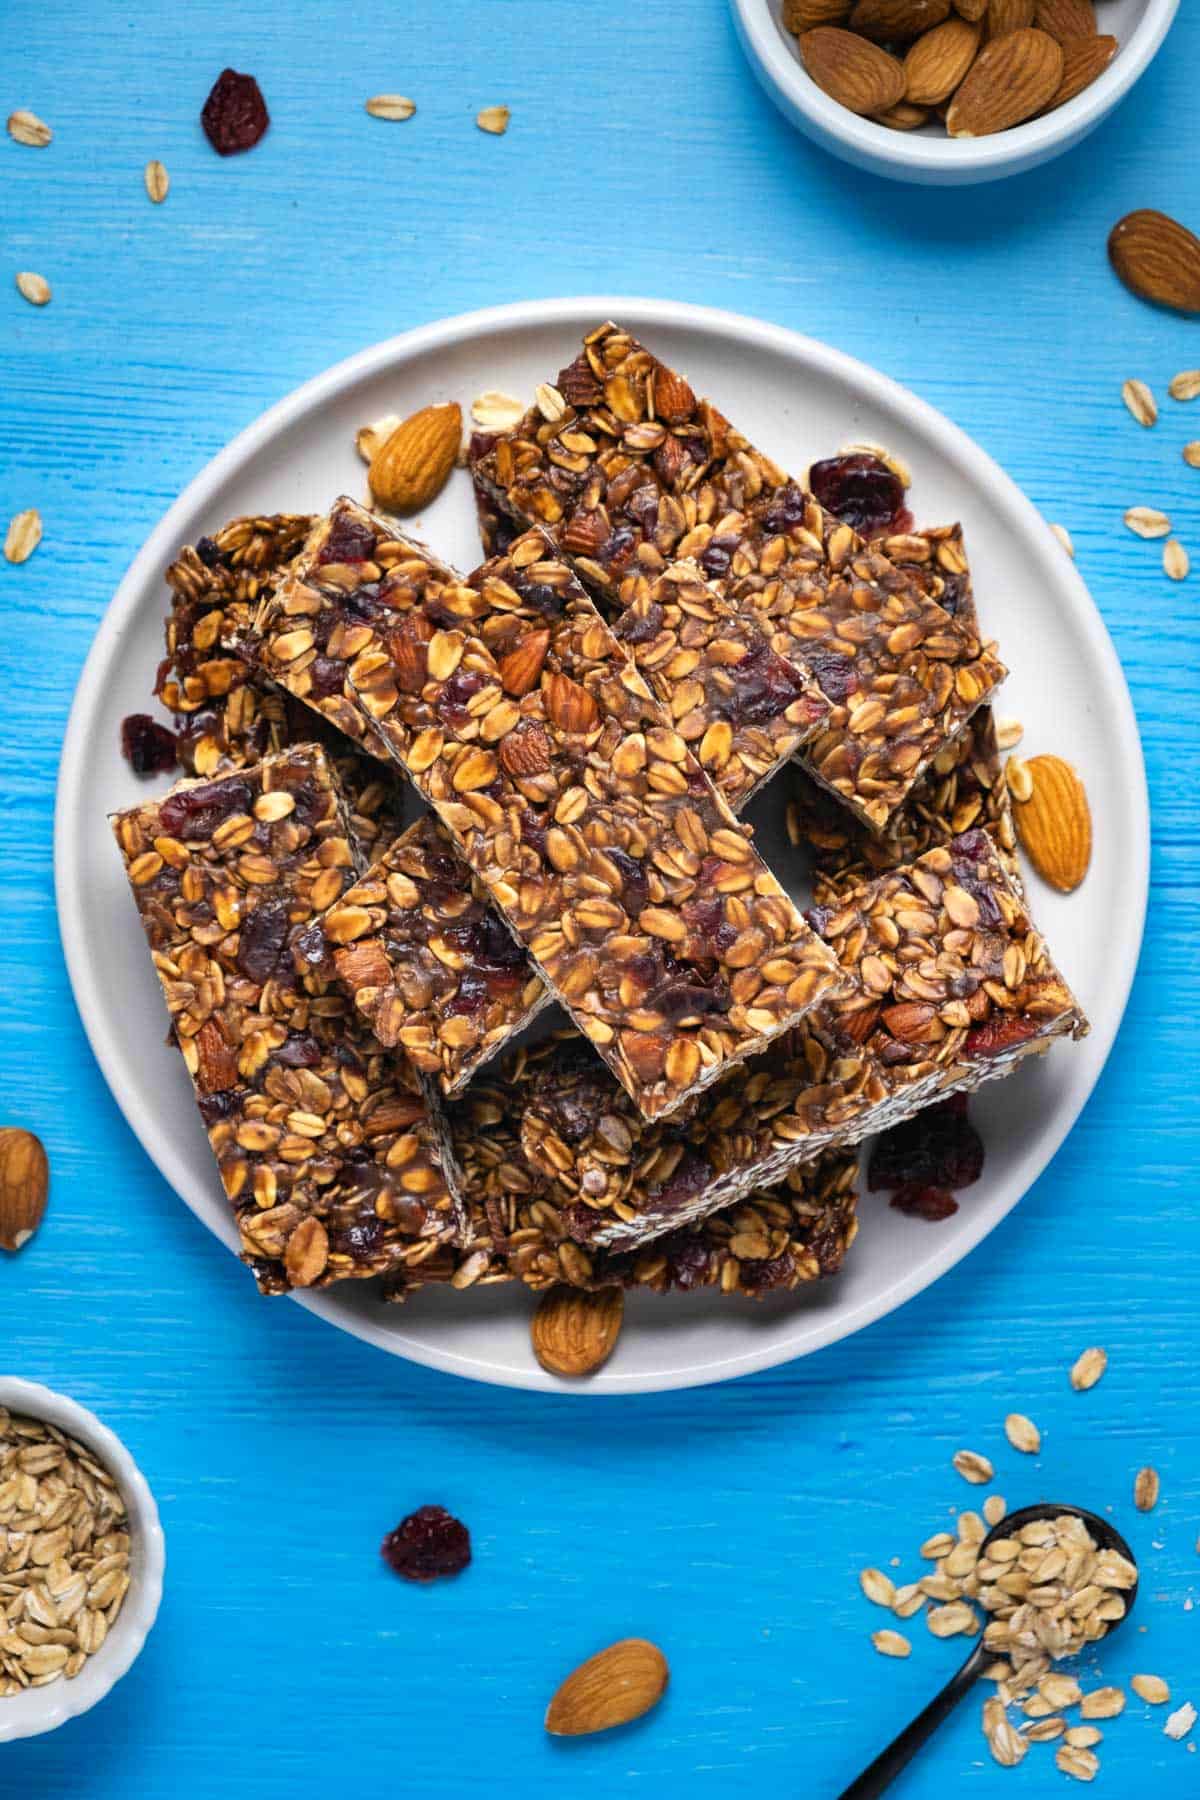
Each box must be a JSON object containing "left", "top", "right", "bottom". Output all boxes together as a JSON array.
[
  {"left": 788, "top": 526, "right": 1019, "bottom": 898},
  {"left": 469, "top": 322, "right": 1006, "bottom": 831},
  {"left": 110, "top": 744, "right": 465, "bottom": 1293},
  {"left": 521, "top": 830, "right": 1087, "bottom": 1249},
  {"left": 321, "top": 811, "right": 550, "bottom": 1096},
  {"left": 382, "top": 1040, "right": 860, "bottom": 1300},
  {"left": 230, "top": 497, "right": 849, "bottom": 1121}
]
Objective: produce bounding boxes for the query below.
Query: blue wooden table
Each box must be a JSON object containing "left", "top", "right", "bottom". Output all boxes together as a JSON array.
[{"left": 3, "top": 3, "right": 1198, "bottom": 1793}]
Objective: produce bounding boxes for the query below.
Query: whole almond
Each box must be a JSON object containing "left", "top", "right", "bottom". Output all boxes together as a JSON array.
[
  {"left": 849, "top": 0, "right": 951, "bottom": 42},
  {"left": 1035, "top": 0, "right": 1096, "bottom": 38},
  {"left": 783, "top": 0, "right": 850, "bottom": 31},
  {"left": 368, "top": 403, "right": 461, "bottom": 513},
  {"left": 946, "top": 29, "right": 1063, "bottom": 136},
  {"left": 986, "top": 0, "right": 1034, "bottom": 33},
  {"left": 532, "top": 1284, "right": 624, "bottom": 1376},
  {"left": 1109, "top": 210, "right": 1200, "bottom": 315},
  {"left": 875, "top": 99, "right": 931, "bottom": 129},
  {"left": 1047, "top": 35, "right": 1117, "bottom": 110},
  {"left": 0, "top": 1126, "right": 49, "bottom": 1252},
  {"left": 1012, "top": 754, "right": 1091, "bottom": 892},
  {"left": 800, "top": 27, "right": 907, "bottom": 113},
  {"left": 545, "top": 1638, "right": 668, "bottom": 1736},
  {"left": 954, "top": 0, "right": 987, "bottom": 16},
  {"left": 905, "top": 16, "right": 981, "bottom": 103}
]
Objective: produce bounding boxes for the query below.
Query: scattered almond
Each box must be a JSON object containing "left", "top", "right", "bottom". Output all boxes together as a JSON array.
[
  {"left": 1121, "top": 378, "right": 1157, "bottom": 427},
  {"left": 144, "top": 158, "right": 169, "bottom": 202},
  {"left": 1109, "top": 211, "right": 1200, "bottom": 316},
  {"left": 872, "top": 1628, "right": 912, "bottom": 1657},
  {"left": 1048, "top": 35, "right": 1116, "bottom": 111},
  {"left": 1069, "top": 1346, "right": 1107, "bottom": 1390},
  {"left": 470, "top": 390, "right": 525, "bottom": 431},
  {"left": 946, "top": 27, "right": 1062, "bottom": 135},
  {"left": 0, "top": 1126, "right": 49, "bottom": 1252},
  {"left": 1005, "top": 1412, "right": 1041, "bottom": 1454},
  {"left": 476, "top": 105, "right": 510, "bottom": 135},
  {"left": 545, "top": 1638, "right": 668, "bottom": 1735},
  {"left": 799, "top": 27, "right": 907, "bottom": 114},
  {"left": 904, "top": 16, "right": 981, "bottom": 104},
  {"left": 1134, "top": 1466, "right": 1160, "bottom": 1512},
  {"left": 367, "top": 402, "right": 461, "bottom": 513},
  {"left": 1131, "top": 1674, "right": 1171, "bottom": 1706},
  {"left": 1124, "top": 505, "right": 1170, "bottom": 538},
  {"left": 1163, "top": 539, "right": 1189, "bottom": 581},
  {"left": 531, "top": 1284, "right": 624, "bottom": 1376},
  {"left": 366, "top": 95, "right": 416, "bottom": 120},
  {"left": 953, "top": 1448, "right": 994, "bottom": 1485},
  {"left": 1169, "top": 369, "right": 1200, "bottom": 402},
  {"left": 1049, "top": 522, "right": 1074, "bottom": 557},
  {"left": 15, "top": 271, "right": 50, "bottom": 306},
  {"left": 4, "top": 508, "right": 42, "bottom": 564},
  {"left": 1012, "top": 754, "right": 1092, "bottom": 893},
  {"left": 7, "top": 109, "right": 52, "bottom": 147}
]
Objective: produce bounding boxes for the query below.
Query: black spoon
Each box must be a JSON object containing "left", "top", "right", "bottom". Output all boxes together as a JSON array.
[{"left": 837, "top": 1503, "right": 1139, "bottom": 1799}]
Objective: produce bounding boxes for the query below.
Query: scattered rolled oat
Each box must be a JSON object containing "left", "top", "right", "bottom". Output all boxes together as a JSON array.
[
  {"left": 1079, "top": 1686, "right": 1126, "bottom": 1720},
  {"left": 995, "top": 717, "right": 1024, "bottom": 751},
  {"left": 927, "top": 1601, "right": 977, "bottom": 1639},
  {"left": 4, "top": 508, "right": 42, "bottom": 564},
  {"left": 0, "top": 1408, "right": 132, "bottom": 1699},
  {"left": 1121, "top": 379, "right": 1157, "bottom": 427},
  {"left": 892, "top": 1583, "right": 924, "bottom": 1619},
  {"left": 470, "top": 389, "right": 524, "bottom": 430},
  {"left": 1165, "top": 1701, "right": 1197, "bottom": 1740},
  {"left": 1056, "top": 1743, "right": 1100, "bottom": 1782},
  {"left": 1168, "top": 370, "right": 1200, "bottom": 402},
  {"left": 1066, "top": 1726, "right": 1103, "bottom": 1748},
  {"left": 7, "top": 109, "right": 52, "bottom": 147},
  {"left": 1024, "top": 1717, "right": 1065, "bottom": 1743},
  {"left": 1050, "top": 522, "right": 1075, "bottom": 557},
  {"left": 953, "top": 1449, "right": 994, "bottom": 1486},
  {"left": 860, "top": 1567, "right": 895, "bottom": 1607},
  {"left": 1124, "top": 505, "right": 1171, "bottom": 538},
  {"left": 1163, "top": 539, "right": 1190, "bottom": 581},
  {"left": 1070, "top": 1347, "right": 1107, "bottom": 1391},
  {"left": 1041, "top": 1673, "right": 1082, "bottom": 1710},
  {"left": 1005, "top": 1413, "right": 1041, "bottom": 1455},
  {"left": 984, "top": 1696, "right": 1028, "bottom": 1767},
  {"left": 366, "top": 95, "right": 416, "bottom": 120},
  {"left": 1132, "top": 1674, "right": 1171, "bottom": 1705},
  {"left": 1134, "top": 1466, "right": 1160, "bottom": 1512},
  {"left": 984, "top": 1495, "right": 1007, "bottom": 1527},
  {"left": 920, "top": 1531, "right": 956, "bottom": 1560},
  {"left": 871, "top": 1629, "right": 911, "bottom": 1658},
  {"left": 475, "top": 105, "right": 510, "bottom": 135},
  {"left": 15, "top": 271, "right": 50, "bottom": 306},
  {"left": 1183, "top": 442, "right": 1200, "bottom": 469},
  {"left": 144, "top": 159, "right": 169, "bottom": 202}
]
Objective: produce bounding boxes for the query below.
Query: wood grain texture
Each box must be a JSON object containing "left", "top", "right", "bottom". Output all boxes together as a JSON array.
[{"left": 2, "top": 1, "right": 1198, "bottom": 1794}]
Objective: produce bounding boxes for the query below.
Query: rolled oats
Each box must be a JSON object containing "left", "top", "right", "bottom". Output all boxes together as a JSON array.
[
  {"left": 1134, "top": 1466, "right": 1160, "bottom": 1512},
  {"left": 871, "top": 1629, "right": 911, "bottom": 1658},
  {"left": 1004, "top": 1413, "right": 1041, "bottom": 1455},
  {"left": 1069, "top": 1347, "right": 1106, "bottom": 1391}
]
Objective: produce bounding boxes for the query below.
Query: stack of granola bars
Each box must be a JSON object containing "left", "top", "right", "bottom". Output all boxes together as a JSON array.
[{"left": 111, "top": 323, "right": 1087, "bottom": 1308}]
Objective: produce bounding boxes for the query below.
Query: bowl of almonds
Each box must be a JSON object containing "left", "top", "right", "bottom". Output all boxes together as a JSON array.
[
  {"left": 0, "top": 1379, "right": 165, "bottom": 1741},
  {"left": 731, "top": 0, "right": 1178, "bottom": 184}
]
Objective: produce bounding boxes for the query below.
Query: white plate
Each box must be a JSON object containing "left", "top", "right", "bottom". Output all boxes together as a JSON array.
[{"left": 55, "top": 298, "right": 1148, "bottom": 1395}]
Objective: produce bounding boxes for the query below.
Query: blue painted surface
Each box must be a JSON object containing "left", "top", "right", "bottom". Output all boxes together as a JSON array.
[{"left": 2, "top": 1, "right": 1199, "bottom": 1793}]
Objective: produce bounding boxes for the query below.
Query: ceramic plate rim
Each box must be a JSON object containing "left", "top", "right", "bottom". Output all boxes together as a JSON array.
[{"left": 54, "top": 296, "right": 1149, "bottom": 1395}]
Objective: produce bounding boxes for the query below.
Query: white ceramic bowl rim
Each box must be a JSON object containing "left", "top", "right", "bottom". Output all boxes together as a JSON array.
[
  {"left": 55, "top": 296, "right": 1148, "bottom": 1394},
  {"left": 0, "top": 1378, "right": 165, "bottom": 1741},
  {"left": 733, "top": 0, "right": 1179, "bottom": 171}
]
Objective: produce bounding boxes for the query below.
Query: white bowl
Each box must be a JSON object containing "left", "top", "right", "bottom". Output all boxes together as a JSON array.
[
  {"left": 0, "top": 1379, "right": 165, "bottom": 1742},
  {"left": 731, "top": 0, "right": 1179, "bottom": 185}
]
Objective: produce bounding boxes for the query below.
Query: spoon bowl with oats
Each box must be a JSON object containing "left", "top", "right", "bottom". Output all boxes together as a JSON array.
[{"left": 840, "top": 1503, "right": 1138, "bottom": 1798}]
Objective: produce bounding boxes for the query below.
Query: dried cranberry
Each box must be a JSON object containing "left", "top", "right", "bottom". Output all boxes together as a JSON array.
[
  {"left": 236, "top": 896, "right": 290, "bottom": 981},
  {"left": 810, "top": 454, "right": 907, "bottom": 538},
  {"left": 721, "top": 639, "right": 807, "bottom": 726},
  {"left": 273, "top": 1032, "right": 322, "bottom": 1069},
  {"left": 964, "top": 1014, "right": 1041, "bottom": 1059},
  {"left": 889, "top": 1184, "right": 959, "bottom": 1222},
  {"left": 662, "top": 1235, "right": 713, "bottom": 1291},
  {"left": 200, "top": 68, "right": 270, "bottom": 157},
  {"left": 308, "top": 656, "right": 345, "bottom": 700},
  {"left": 515, "top": 580, "right": 565, "bottom": 615},
  {"left": 761, "top": 484, "right": 808, "bottom": 534},
  {"left": 653, "top": 978, "right": 730, "bottom": 1024},
  {"left": 699, "top": 540, "right": 732, "bottom": 580},
  {"left": 381, "top": 1506, "right": 471, "bottom": 1583},
  {"left": 194, "top": 535, "right": 223, "bottom": 568},
  {"left": 613, "top": 602, "right": 665, "bottom": 647},
  {"left": 292, "top": 922, "right": 327, "bottom": 966},
  {"left": 120, "top": 713, "right": 178, "bottom": 777},
  {"left": 435, "top": 669, "right": 485, "bottom": 729},
  {"left": 159, "top": 777, "right": 252, "bottom": 840},
  {"left": 868, "top": 1100, "right": 984, "bottom": 1193},
  {"left": 197, "top": 1088, "right": 241, "bottom": 1126},
  {"left": 652, "top": 1149, "right": 715, "bottom": 1213},
  {"left": 803, "top": 647, "right": 858, "bottom": 705},
  {"left": 318, "top": 512, "right": 376, "bottom": 567},
  {"left": 606, "top": 847, "right": 649, "bottom": 916},
  {"left": 598, "top": 524, "right": 637, "bottom": 570},
  {"left": 739, "top": 1252, "right": 796, "bottom": 1291},
  {"left": 519, "top": 809, "right": 548, "bottom": 860}
]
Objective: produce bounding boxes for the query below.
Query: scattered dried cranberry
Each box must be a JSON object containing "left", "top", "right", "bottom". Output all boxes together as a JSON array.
[
  {"left": 890, "top": 1184, "right": 959, "bottom": 1221},
  {"left": 201, "top": 68, "right": 270, "bottom": 157},
  {"left": 809, "top": 453, "right": 910, "bottom": 538},
  {"left": 120, "top": 713, "right": 178, "bottom": 777},
  {"left": 381, "top": 1506, "right": 471, "bottom": 1583},
  {"left": 868, "top": 1099, "right": 984, "bottom": 1194}
]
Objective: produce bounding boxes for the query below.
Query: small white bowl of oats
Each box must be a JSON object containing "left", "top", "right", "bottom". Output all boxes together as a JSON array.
[{"left": 0, "top": 1379, "right": 165, "bottom": 1741}]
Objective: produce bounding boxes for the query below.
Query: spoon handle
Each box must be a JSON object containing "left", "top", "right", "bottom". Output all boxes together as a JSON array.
[{"left": 836, "top": 1640, "right": 987, "bottom": 1799}]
